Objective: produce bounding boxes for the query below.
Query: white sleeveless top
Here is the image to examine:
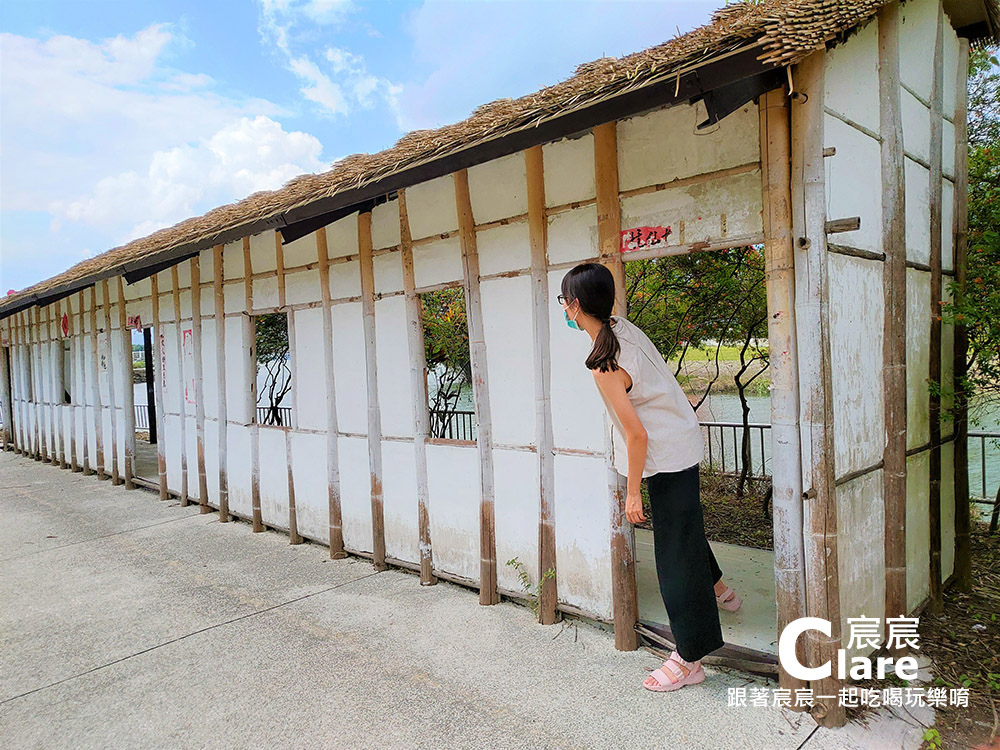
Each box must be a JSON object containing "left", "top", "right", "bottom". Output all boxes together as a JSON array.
[{"left": 595, "top": 315, "right": 705, "bottom": 478}]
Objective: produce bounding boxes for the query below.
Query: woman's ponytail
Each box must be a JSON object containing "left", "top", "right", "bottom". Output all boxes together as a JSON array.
[{"left": 585, "top": 316, "right": 621, "bottom": 373}]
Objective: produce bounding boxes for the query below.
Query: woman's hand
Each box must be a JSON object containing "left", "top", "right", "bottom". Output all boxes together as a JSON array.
[{"left": 625, "top": 489, "right": 646, "bottom": 524}]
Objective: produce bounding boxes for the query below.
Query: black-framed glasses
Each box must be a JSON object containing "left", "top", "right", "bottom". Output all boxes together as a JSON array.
[{"left": 557, "top": 294, "right": 571, "bottom": 306}]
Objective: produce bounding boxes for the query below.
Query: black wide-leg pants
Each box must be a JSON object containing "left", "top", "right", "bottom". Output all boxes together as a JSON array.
[{"left": 646, "top": 462, "right": 725, "bottom": 662}]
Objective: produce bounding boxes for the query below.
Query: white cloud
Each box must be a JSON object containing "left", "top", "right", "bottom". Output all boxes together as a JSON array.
[
  {"left": 257, "top": 0, "right": 400, "bottom": 118},
  {"left": 51, "top": 116, "right": 325, "bottom": 242}
]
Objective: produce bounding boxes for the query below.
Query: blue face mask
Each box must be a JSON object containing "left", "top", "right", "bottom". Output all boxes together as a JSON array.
[{"left": 564, "top": 308, "right": 581, "bottom": 331}]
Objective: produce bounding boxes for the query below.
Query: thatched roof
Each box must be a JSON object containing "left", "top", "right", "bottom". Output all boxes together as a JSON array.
[{"left": 2, "top": 0, "right": 996, "bottom": 319}]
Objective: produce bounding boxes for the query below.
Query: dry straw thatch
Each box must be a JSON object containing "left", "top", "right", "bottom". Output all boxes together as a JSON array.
[{"left": 2, "top": 0, "right": 996, "bottom": 319}]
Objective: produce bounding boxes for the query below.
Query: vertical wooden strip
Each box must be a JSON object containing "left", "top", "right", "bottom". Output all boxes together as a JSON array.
[
  {"left": 927, "top": 1, "right": 945, "bottom": 614},
  {"left": 67, "top": 297, "right": 80, "bottom": 471},
  {"left": 54, "top": 299, "right": 68, "bottom": 469},
  {"left": 213, "top": 245, "right": 230, "bottom": 520},
  {"left": 171, "top": 265, "right": 189, "bottom": 504},
  {"left": 358, "top": 211, "right": 387, "bottom": 571},
  {"left": 878, "top": 2, "right": 908, "bottom": 634},
  {"left": 594, "top": 121, "right": 638, "bottom": 649},
  {"left": 952, "top": 38, "right": 972, "bottom": 592},
  {"left": 117, "top": 277, "right": 135, "bottom": 489},
  {"left": 0, "top": 338, "right": 11, "bottom": 453},
  {"left": 790, "top": 50, "right": 844, "bottom": 728},
  {"left": 398, "top": 192, "right": 435, "bottom": 583},
  {"left": 275, "top": 232, "right": 302, "bottom": 543},
  {"left": 150, "top": 274, "right": 168, "bottom": 499},
  {"left": 190, "top": 257, "right": 210, "bottom": 513},
  {"left": 89, "top": 287, "right": 106, "bottom": 478},
  {"left": 102, "top": 280, "right": 121, "bottom": 484},
  {"left": 526, "top": 146, "right": 558, "bottom": 623},
  {"left": 316, "top": 227, "right": 346, "bottom": 558},
  {"left": 33, "top": 307, "right": 46, "bottom": 461},
  {"left": 245, "top": 236, "right": 264, "bottom": 532},
  {"left": 760, "top": 85, "right": 809, "bottom": 696},
  {"left": 12, "top": 315, "right": 21, "bottom": 454},
  {"left": 19, "top": 313, "right": 29, "bottom": 456},
  {"left": 454, "top": 169, "right": 498, "bottom": 605}
]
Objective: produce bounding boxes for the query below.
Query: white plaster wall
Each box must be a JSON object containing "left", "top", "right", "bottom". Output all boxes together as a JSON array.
[
  {"left": 837, "top": 469, "right": 885, "bottom": 661},
  {"left": 901, "top": 88, "right": 932, "bottom": 164},
  {"left": 825, "top": 16, "right": 880, "bottom": 133},
  {"left": 292, "top": 308, "right": 327, "bottom": 432},
  {"left": 374, "top": 295, "right": 413, "bottom": 438},
  {"left": 226, "top": 424, "right": 253, "bottom": 517},
  {"left": 331, "top": 303, "right": 368, "bottom": 434},
  {"left": 258, "top": 426, "right": 288, "bottom": 530},
  {"left": 283, "top": 229, "right": 321, "bottom": 269},
  {"left": 617, "top": 100, "right": 758, "bottom": 192},
  {"left": 493, "top": 448, "right": 541, "bottom": 593},
  {"left": 553, "top": 453, "right": 613, "bottom": 619},
  {"left": 904, "top": 159, "right": 931, "bottom": 266},
  {"left": 425, "top": 443, "right": 481, "bottom": 581},
  {"left": 325, "top": 212, "right": 360, "bottom": 259},
  {"left": 290, "top": 430, "right": 329, "bottom": 543},
  {"left": 824, "top": 115, "right": 883, "bottom": 254},
  {"left": 405, "top": 175, "right": 459, "bottom": 240},
  {"left": 905, "top": 450, "right": 931, "bottom": 613},
  {"left": 899, "top": 0, "right": 939, "bottom": 100},
  {"left": 546, "top": 205, "right": 598, "bottom": 266},
  {"left": 373, "top": 250, "right": 404, "bottom": 295},
  {"left": 542, "top": 133, "right": 595, "bottom": 207},
  {"left": 829, "top": 253, "right": 885, "bottom": 473},
  {"left": 338, "top": 435, "right": 374, "bottom": 553},
  {"left": 412, "top": 237, "right": 463, "bottom": 288},
  {"left": 477, "top": 222, "right": 530, "bottom": 278},
  {"left": 469, "top": 151, "right": 528, "bottom": 225},
  {"left": 381, "top": 440, "right": 420, "bottom": 562},
  {"left": 480, "top": 275, "right": 535, "bottom": 447},
  {"left": 906, "top": 269, "right": 931, "bottom": 449},
  {"left": 371, "top": 198, "right": 401, "bottom": 251}
]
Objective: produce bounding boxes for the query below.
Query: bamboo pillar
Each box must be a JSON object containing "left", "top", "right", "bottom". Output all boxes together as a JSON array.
[
  {"left": 953, "top": 38, "right": 972, "bottom": 592},
  {"left": 275, "top": 232, "right": 303, "bottom": 543},
  {"left": 927, "top": 2, "right": 945, "bottom": 614},
  {"left": 878, "top": 2, "right": 908, "bottom": 633},
  {"left": 19, "top": 313, "right": 29, "bottom": 456},
  {"left": 316, "top": 227, "right": 346, "bottom": 558},
  {"left": 89, "top": 287, "right": 106, "bottom": 479},
  {"left": 454, "top": 169, "right": 499, "bottom": 605},
  {"left": 245, "top": 237, "right": 264, "bottom": 532},
  {"left": 358, "top": 212, "right": 388, "bottom": 571},
  {"left": 117, "top": 277, "right": 135, "bottom": 489},
  {"left": 213, "top": 245, "right": 230, "bottom": 520},
  {"left": 398, "top": 192, "right": 435, "bottom": 584},
  {"left": 790, "top": 50, "right": 844, "bottom": 728},
  {"left": 54, "top": 299, "right": 68, "bottom": 469},
  {"left": 760, "top": 85, "right": 808, "bottom": 697},
  {"left": 190, "top": 257, "right": 210, "bottom": 513},
  {"left": 526, "top": 145, "right": 558, "bottom": 624},
  {"left": 150, "top": 274, "right": 168, "bottom": 499},
  {"left": 102, "top": 280, "right": 121, "bottom": 484},
  {"left": 594, "top": 120, "right": 638, "bottom": 650},
  {"left": 171, "top": 265, "right": 189, "bottom": 504},
  {"left": 12, "top": 315, "right": 21, "bottom": 454},
  {"left": 0, "top": 339, "right": 10, "bottom": 453},
  {"left": 47, "top": 306, "right": 59, "bottom": 466}
]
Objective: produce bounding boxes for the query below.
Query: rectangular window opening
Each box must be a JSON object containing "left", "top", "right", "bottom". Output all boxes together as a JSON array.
[
  {"left": 419, "top": 288, "right": 476, "bottom": 442},
  {"left": 252, "top": 311, "right": 293, "bottom": 428}
]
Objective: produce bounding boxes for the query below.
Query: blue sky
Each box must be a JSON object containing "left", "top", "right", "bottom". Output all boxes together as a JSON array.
[{"left": 1, "top": 0, "right": 726, "bottom": 294}]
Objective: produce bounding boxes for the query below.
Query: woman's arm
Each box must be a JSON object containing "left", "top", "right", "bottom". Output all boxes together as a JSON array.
[{"left": 592, "top": 367, "right": 647, "bottom": 523}]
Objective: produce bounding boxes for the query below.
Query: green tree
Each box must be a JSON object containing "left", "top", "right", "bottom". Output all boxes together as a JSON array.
[
  {"left": 254, "top": 313, "right": 291, "bottom": 425},
  {"left": 421, "top": 288, "right": 474, "bottom": 439}
]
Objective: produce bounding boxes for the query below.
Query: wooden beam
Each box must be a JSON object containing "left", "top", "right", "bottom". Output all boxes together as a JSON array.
[
  {"left": 101, "top": 280, "right": 121, "bottom": 484},
  {"left": 594, "top": 120, "right": 638, "bottom": 650},
  {"left": 171, "top": 265, "right": 189, "bottom": 505},
  {"left": 117, "top": 276, "right": 135, "bottom": 489},
  {"left": 276, "top": 232, "right": 303, "bottom": 543},
  {"left": 397, "top": 191, "right": 435, "bottom": 584},
  {"left": 790, "top": 50, "right": 844, "bottom": 728},
  {"left": 66, "top": 297, "right": 79, "bottom": 471},
  {"left": 212, "top": 245, "right": 229, "bottom": 519},
  {"left": 88, "top": 288, "right": 106, "bottom": 479},
  {"left": 46, "top": 306, "right": 59, "bottom": 466},
  {"left": 189, "top": 256, "right": 210, "bottom": 514},
  {"left": 759, "top": 85, "right": 808, "bottom": 698},
  {"left": 315, "top": 227, "right": 347, "bottom": 558},
  {"left": 927, "top": 1, "right": 945, "bottom": 614},
  {"left": 150, "top": 274, "right": 168, "bottom": 499},
  {"left": 357, "top": 211, "right": 388, "bottom": 571},
  {"left": 54, "top": 299, "right": 68, "bottom": 469},
  {"left": 879, "top": 2, "right": 908, "bottom": 636},
  {"left": 953, "top": 38, "right": 972, "bottom": 593},
  {"left": 0, "top": 335, "right": 10, "bottom": 453},
  {"left": 245, "top": 236, "right": 264, "bottom": 533},
  {"left": 33, "top": 307, "right": 47, "bottom": 461},
  {"left": 526, "top": 145, "right": 558, "bottom": 624},
  {"left": 454, "top": 169, "right": 499, "bottom": 605}
]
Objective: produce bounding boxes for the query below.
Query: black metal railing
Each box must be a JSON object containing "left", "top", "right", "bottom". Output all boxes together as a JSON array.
[
  {"left": 430, "top": 408, "right": 476, "bottom": 441},
  {"left": 700, "top": 420, "right": 772, "bottom": 479},
  {"left": 135, "top": 405, "right": 149, "bottom": 430},
  {"left": 256, "top": 405, "right": 292, "bottom": 426},
  {"left": 970, "top": 430, "right": 999, "bottom": 511}
]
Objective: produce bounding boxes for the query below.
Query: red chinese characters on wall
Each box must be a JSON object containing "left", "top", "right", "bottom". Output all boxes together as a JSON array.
[{"left": 620, "top": 225, "right": 672, "bottom": 253}]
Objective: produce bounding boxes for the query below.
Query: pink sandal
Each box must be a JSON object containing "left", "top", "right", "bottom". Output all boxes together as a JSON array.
[
  {"left": 716, "top": 585, "right": 742, "bottom": 612},
  {"left": 642, "top": 652, "right": 706, "bottom": 692}
]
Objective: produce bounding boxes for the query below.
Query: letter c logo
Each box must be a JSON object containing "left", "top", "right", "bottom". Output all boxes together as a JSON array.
[{"left": 778, "top": 617, "right": 832, "bottom": 681}]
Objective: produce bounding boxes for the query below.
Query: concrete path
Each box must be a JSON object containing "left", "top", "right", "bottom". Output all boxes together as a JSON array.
[{"left": 0, "top": 451, "right": 929, "bottom": 749}]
